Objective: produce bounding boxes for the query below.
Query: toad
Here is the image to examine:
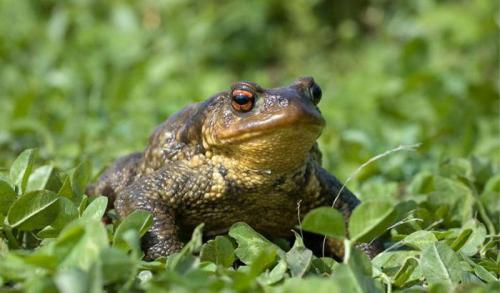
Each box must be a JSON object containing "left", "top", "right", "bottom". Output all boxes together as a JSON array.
[{"left": 87, "top": 77, "right": 378, "bottom": 259}]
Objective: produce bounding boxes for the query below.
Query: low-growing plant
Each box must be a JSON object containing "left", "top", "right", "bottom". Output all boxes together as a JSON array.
[{"left": 0, "top": 149, "right": 497, "bottom": 292}]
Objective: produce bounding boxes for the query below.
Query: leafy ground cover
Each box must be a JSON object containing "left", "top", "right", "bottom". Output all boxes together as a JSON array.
[
  {"left": 0, "top": 149, "right": 498, "bottom": 292},
  {"left": 0, "top": 0, "right": 498, "bottom": 292}
]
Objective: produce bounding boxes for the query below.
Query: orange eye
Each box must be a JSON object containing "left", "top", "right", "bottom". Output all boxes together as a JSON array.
[{"left": 231, "top": 89, "right": 255, "bottom": 112}]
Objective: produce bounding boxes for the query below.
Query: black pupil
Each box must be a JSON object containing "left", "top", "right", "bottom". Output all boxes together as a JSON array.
[{"left": 233, "top": 94, "right": 250, "bottom": 105}]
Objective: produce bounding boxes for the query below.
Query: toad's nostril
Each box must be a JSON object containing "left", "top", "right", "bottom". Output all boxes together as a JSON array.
[{"left": 309, "top": 82, "right": 322, "bottom": 104}]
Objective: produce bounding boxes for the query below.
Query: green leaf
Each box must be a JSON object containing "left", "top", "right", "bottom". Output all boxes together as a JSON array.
[
  {"left": 0, "top": 253, "right": 41, "bottom": 281},
  {"left": 349, "top": 200, "right": 397, "bottom": 243},
  {"left": 7, "top": 190, "right": 60, "bottom": 231},
  {"left": 372, "top": 250, "right": 421, "bottom": 278},
  {"left": 167, "top": 224, "right": 204, "bottom": 272},
  {"left": 330, "top": 262, "right": 381, "bottom": 293},
  {"left": 26, "top": 165, "right": 52, "bottom": 192},
  {"left": 54, "top": 218, "right": 109, "bottom": 270},
  {"left": 478, "top": 258, "right": 499, "bottom": 275},
  {"left": 81, "top": 196, "right": 108, "bottom": 220},
  {"left": 285, "top": 231, "right": 313, "bottom": 277},
  {"left": 113, "top": 210, "right": 152, "bottom": 251},
  {"left": 470, "top": 157, "right": 494, "bottom": 188},
  {"left": 449, "top": 228, "right": 473, "bottom": 251},
  {"left": 480, "top": 174, "right": 500, "bottom": 232},
  {"left": 249, "top": 247, "right": 278, "bottom": 277},
  {"left": 310, "top": 257, "right": 336, "bottom": 275},
  {"left": 70, "top": 161, "right": 92, "bottom": 197},
  {"left": 200, "top": 235, "right": 235, "bottom": 267},
  {"left": 438, "top": 158, "right": 473, "bottom": 180},
  {"left": 258, "top": 258, "right": 288, "bottom": 285},
  {"left": 429, "top": 176, "right": 475, "bottom": 225},
  {"left": 118, "top": 230, "right": 142, "bottom": 256},
  {"left": 421, "top": 242, "right": 463, "bottom": 285},
  {"left": 345, "top": 246, "right": 373, "bottom": 277},
  {"left": 21, "top": 248, "right": 59, "bottom": 271},
  {"left": 458, "top": 221, "right": 487, "bottom": 256},
  {"left": 88, "top": 261, "right": 104, "bottom": 293},
  {"left": 228, "top": 222, "right": 282, "bottom": 265},
  {"left": 10, "top": 149, "right": 35, "bottom": 194},
  {"left": 473, "top": 263, "right": 498, "bottom": 283},
  {"left": 181, "top": 223, "right": 204, "bottom": 255},
  {"left": 170, "top": 255, "right": 200, "bottom": 276},
  {"left": 301, "top": 207, "right": 345, "bottom": 238},
  {"left": 54, "top": 268, "right": 93, "bottom": 293},
  {"left": 393, "top": 257, "right": 418, "bottom": 287},
  {"left": 428, "top": 282, "right": 453, "bottom": 293},
  {"left": 100, "top": 247, "right": 136, "bottom": 285},
  {"left": 77, "top": 195, "right": 89, "bottom": 215},
  {"left": 279, "top": 277, "right": 343, "bottom": 293},
  {"left": 402, "top": 230, "right": 438, "bottom": 250},
  {"left": 0, "top": 179, "right": 17, "bottom": 215},
  {"left": 37, "top": 197, "right": 79, "bottom": 238},
  {"left": 24, "top": 275, "right": 58, "bottom": 293},
  {"left": 409, "top": 171, "right": 435, "bottom": 195},
  {"left": 483, "top": 173, "right": 500, "bottom": 194},
  {"left": 58, "top": 176, "right": 73, "bottom": 198}
]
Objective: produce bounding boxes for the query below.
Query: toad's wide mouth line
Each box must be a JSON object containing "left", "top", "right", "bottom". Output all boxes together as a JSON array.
[{"left": 215, "top": 111, "right": 325, "bottom": 143}]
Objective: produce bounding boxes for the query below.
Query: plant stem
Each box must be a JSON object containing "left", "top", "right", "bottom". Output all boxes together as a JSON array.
[{"left": 343, "top": 239, "right": 351, "bottom": 264}]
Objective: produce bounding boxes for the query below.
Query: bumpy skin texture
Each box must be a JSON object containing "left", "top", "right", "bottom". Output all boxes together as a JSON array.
[{"left": 87, "top": 77, "right": 380, "bottom": 260}]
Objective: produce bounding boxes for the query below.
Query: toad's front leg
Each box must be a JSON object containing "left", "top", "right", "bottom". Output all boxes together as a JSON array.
[
  {"left": 314, "top": 165, "right": 382, "bottom": 259},
  {"left": 115, "top": 162, "right": 214, "bottom": 260}
]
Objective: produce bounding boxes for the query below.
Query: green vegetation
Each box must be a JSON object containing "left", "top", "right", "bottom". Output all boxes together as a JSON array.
[{"left": 0, "top": 0, "right": 498, "bottom": 292}]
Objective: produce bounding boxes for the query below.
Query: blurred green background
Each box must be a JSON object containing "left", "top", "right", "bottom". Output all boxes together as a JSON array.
[{"left": 0, "top": 0, "right": 498, "bottom": 187}]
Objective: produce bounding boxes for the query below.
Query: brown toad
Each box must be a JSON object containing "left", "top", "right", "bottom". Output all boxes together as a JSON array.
[{"left": 87, "top": 77, "right": 378, "bottom": 259}]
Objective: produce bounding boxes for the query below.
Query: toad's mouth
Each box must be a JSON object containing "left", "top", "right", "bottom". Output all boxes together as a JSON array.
[{"left": 215, "top": 103, "right": 325, "bottom": 143}]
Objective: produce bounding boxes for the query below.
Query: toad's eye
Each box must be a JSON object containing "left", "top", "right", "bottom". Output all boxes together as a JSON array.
[{"left": 231, "top": 89, "right": 255, "bottom": 112}]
